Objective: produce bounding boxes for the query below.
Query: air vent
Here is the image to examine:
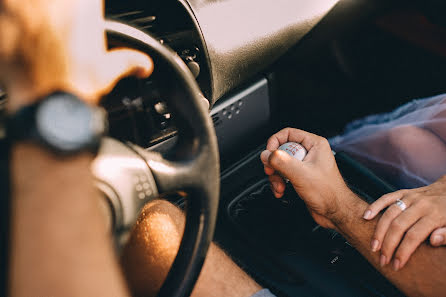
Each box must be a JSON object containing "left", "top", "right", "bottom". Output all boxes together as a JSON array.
[
  {"left": 106, "top": 0, "right": 212, "bottom": 99},
  {"left": 212, "top": 114, "right": 222, "bottom": 127},
  {"left": 106, "top": 1, "right": 196, "bottom": 38},
  {"left": 110, "top": 10, "right": 157, "bottom": 31}
]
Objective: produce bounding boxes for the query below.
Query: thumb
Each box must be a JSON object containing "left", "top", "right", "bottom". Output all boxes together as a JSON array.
[
  {"left": 268, "top": 150, "right": 304, "bottom": 182},
  {"left": 430, "top": 227, "right": 446, "bottom": 246},
  {"left": 98, "top": 48, "right": 154, "bottom": 97}
]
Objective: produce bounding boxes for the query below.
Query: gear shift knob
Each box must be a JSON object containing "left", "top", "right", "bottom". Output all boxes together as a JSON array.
[{"left": 278, "top": 142, "right": 307, "bottom": 161}]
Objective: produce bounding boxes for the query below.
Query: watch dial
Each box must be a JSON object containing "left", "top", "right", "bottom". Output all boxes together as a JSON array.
[{"left": 36, "top": 94, "right": 95, "bottom": 151}]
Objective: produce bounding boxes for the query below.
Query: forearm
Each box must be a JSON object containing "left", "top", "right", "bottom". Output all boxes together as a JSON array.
[
  {"left": 9, "top": 144, "right": 129, "bottom": 297},
  {"left": 333, "top": 190, "right": 446, "bottom": 297}
]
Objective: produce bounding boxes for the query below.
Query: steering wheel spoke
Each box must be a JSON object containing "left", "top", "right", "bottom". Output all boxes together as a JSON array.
[
  {"left": 92, "top": 138, "right": 160, "bottom": 231},
  {"left": 129, "top": 145, "right": 213, "bottom": 194}
]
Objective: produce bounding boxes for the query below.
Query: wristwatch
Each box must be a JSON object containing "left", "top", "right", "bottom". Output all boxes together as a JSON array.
[{"left": 6, "top": 92, "right": 107, "bottom": 155}]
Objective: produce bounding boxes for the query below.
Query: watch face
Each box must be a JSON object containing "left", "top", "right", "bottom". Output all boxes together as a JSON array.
[{"left": 36, "top": 94, "right": 103, "bottom": 152}]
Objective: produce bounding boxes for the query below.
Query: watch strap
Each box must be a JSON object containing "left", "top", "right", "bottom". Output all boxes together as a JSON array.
[{"left": 6, "top": 101, "right": 39, "bottom": 143}]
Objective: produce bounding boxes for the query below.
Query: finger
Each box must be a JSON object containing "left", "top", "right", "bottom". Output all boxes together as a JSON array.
[
  {"left": 268, "top": 150, "right": 304, "bottom": 183},
  {"left": 430, "top": 227, "right": 446, "bottom": 246},
  {"left": 261, "top": 150, "right": 275, "bottom": 175},
  {"left": 97, "top": 48, "right": 154, "bottom": 101},
  {"left": 266, "top": 128, "right": 321, "bottom": 152},
  {"left": 260, "top": 150, "right": 271, "bottom": 165},
  {"left": 363, "top": 190, "right": 407, "bottom": 220},
  {"left": 379, "top": 205, "right": 424, "bottom": 265},
  {"left": 264, "top": 166, "right": 275, "bottom": 176},
  {"left": 393, "top": 218, "right": 437, "bottom": 271},
  {"left": 372, "top": 201, "right": 409, "bottom": 255},
  {"left": 269, "top": 174, "right": 286, "bottom": 198},
  {"left": 108, "top": 48, "right": 154, "bottom": 78}
]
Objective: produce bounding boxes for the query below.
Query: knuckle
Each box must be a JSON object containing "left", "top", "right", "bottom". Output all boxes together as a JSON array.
[
  {"left": 320, "top": 137, "right": 329, "bottom": 144},
  {"left": 281, "top": 127, "right": 296, "bottom": 134},
  {"left": 387, "top": 205, "right": 401, "bottom": 216},
  {"left": 415, "top": 199, "right": 430, "bottom": 211},
  {"left": 318, "top": 137, "right": 330, "bottom": 147},
  {"left": 282, "top": 127, "right": 293, "bottom": 135},
  {"left": 381, "top": 243, "right": 393, "bottom": 257},
  {"left": 405, "top": 229, "right": 418, "bottom": 241},
  {"left": 393, "top": 190, "right": 403, "bottom": 197},
  {"left": 270, "top": 150, "right": 285, "bottom": 166},
  {"left": 390, "top": 219, "right": 404, "bottom": 232},
  {"left": 367, "top": 205, "right": 378, "bottom": 214},
  {"left": 379, "top": 214, "right": 392, "bottom": 226},
  {"left": 398, "top": 189, "right": 410, "bottom": 198},
  {"left": 404, "top": 193, "right": 416, "bottom": 201}
]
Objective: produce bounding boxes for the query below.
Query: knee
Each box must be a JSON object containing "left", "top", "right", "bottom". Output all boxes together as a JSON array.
[
  {"left": 139, "top": 200, "right": 185, "bottom": 233},
  {"left": 129, "top": 200, "right": 185, "bottom": 254},
  {"left": 120, "top": 200, "right": 185, "bottom": 296},
  {"left": 385, "top": 125, "right": 426, "bottom": 152}
]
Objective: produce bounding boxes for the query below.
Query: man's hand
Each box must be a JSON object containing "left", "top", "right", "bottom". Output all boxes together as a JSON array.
[
  {"left": 3, "top": 2, "right": 153, "bottom": 296},
  {"left": 261, "top": 129, "right": 446, "bottom": 296},
  {"left": 363, "top": 175, "right": 446, "bottom": 271},
  {"left": 0, "top": 0, "right": 153, "bottom": 110},
  {"left": 260, "top": 128, "right": 354, "bottom": 229}
]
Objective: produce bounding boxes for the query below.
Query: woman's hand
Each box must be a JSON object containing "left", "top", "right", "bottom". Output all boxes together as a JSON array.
[
  {"left": 260, "top": 128, "right": 354, "bottom": 230},
  {"left": 363, "top": 175, "right": 446, "bottom": 271},
  {"left": 0, "top": 0, "right": 153, "bottom": 110}
]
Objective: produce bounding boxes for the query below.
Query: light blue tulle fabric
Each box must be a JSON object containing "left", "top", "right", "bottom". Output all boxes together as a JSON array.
[{"left": 330, "top": 93, "right": 446, "bottom": 189}]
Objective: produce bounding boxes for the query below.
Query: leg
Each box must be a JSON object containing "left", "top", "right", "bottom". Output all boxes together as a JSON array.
[
  {"left": 386, "top": 126, "right": 446, "bottom": 182},
  {"left": 120, "top": 200, "right": 263, "bottom": 297},
  {"left": 342, "top": 125, "right": 446, "bottom": 188},
  {"left": 423, "top": 109, "right": 446, "bottom": 141}
]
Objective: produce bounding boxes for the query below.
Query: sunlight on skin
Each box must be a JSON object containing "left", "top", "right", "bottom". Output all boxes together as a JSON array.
[
  {"left": 120, "top": 201, "right": 263, "bottom": 297},
  {"left": 121, "top": 201, "right": 185, "bottom": 297},
  {"left": 0, "top": 0, "right": 153, "bottom": 111},
  {"left": 140, "top": 212, "right": 182, "bottom": 260}
]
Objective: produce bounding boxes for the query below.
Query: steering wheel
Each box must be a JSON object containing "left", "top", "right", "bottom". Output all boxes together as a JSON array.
[{"left": 92, "top": 21, "right": 220, "bottom": 297}]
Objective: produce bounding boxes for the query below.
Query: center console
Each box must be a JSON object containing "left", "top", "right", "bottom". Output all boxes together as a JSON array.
[{"left": 215, "top": 147, "right": 405, "bottom": 297}]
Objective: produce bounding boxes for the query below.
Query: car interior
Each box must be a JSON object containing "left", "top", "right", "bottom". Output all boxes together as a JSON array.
[{"left": 2, "top": 0, "right": 446, "bottom": 296}]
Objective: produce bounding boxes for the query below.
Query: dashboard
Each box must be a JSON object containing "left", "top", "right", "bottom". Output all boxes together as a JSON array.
[
  {"left": 106, "top": 0, "right": 341, "bottom": 105},
  {"left": 0, "top": 0, "right": 390, "bottom": 152},
  {"left": 103, "top": 0, "right": 344, "bottom": 149},
  {"left": 0, "top": 0, "right": 344, "bottom": 153}
]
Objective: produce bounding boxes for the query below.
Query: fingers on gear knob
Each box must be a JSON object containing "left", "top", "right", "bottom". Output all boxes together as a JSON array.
[{"left": 278, "top": 142, "right": 307, "bottom": 161}]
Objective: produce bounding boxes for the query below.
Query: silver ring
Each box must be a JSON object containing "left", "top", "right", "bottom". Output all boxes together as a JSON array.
[{"left": 395, "top": 199, "right": 407, "bottom": 211}]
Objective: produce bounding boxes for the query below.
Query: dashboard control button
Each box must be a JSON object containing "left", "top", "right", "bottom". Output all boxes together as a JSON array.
[
  {"left": 154, "top": 101, "right": 169, "bottom": 115},
  {"left": 187, "top": 61, "right": 201, "bottom": 78}
]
